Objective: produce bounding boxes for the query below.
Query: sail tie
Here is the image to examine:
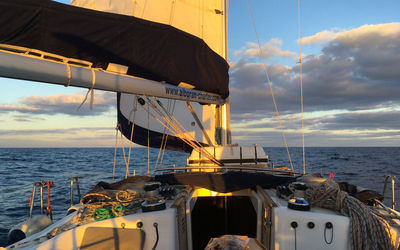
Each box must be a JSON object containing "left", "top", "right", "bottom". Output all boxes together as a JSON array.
[
  {"left": 64, "top": 62, "right": 71, "bottom": 87},
  {"left": 77, "top": 68, "right": 96, "bottom": 111}
]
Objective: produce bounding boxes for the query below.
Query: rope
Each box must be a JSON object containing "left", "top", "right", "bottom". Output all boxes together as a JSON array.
[
  {"left": 118, "top": 125, "right": 130, "bottom": 179},
  {"left": 127, "top": 96, "right": 138, "bottom": 176},
  {"left": 112, "top": 126, "right": 118, "bottom": 182},
  {"left": 245, "top": 0, "right": 294, "bottom": 171},
  {"left": 298, "top": 0, "right": 306, "bottom": 174},
  {"left": 305, "top": 181, "right": 400, "bottom": 249},
  {"left": 115, "top": 190, "right": 138, "bottom": 203},
  {"left": 151, "top": 97, "right": 220, "bottom": 164},
  {"left": 159, "top": 100, "right": 176, "bottom": 168},
  {"left": 77, "top": 68, "right": 96, "bottom": 111},
  {"left": 145, "top": 96, "right": 221, "bottom": 165},
  {"left": 147, "top": 102, "right": 150, "bottom": 175},
  {"left": 155, "top": 99, "right": 172, "bottom": 169},
  {"left": 64, "top": 62, "right": 71, "bottom": 87},
  {"left": 142, "top": 97, "right": 210, "bottom": 161}
]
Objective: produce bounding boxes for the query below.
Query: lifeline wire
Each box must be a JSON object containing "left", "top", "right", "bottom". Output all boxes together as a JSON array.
[{"left": 246, "top": 0, "right": 294, "bottom": 171}]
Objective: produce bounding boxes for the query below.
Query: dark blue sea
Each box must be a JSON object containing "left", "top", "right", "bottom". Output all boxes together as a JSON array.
[{"left": 0, "top": 147, "right": 399, "bottom": 247}]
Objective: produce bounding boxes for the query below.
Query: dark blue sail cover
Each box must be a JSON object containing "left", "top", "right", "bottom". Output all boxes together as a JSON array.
[{"left": 0, "top": 0, "right": 229, "bottom": 98}]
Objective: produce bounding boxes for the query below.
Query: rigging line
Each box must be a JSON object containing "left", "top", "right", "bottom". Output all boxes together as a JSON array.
[
  {"left": 145, "top": 97, "right": 201, "bottom": 152},
  {"left": 245, "top": 0, "right": 294, "bottom": 171},
  {"left": 140, "top": 100, "right": 195, "bottom": 153},
  {"left": 169, "top": 0, "right": 176, "bottom": 25},
  {"left": 155, "top": 99, "right": 171, "bottom": 169},
  {"left": 149, "top": 97, "right": 220, "bottom": 165},
  {"left": 127, "top": 96, "right": 138, "bottom": 176},
  {"left": 147, "top": 101, "right": 150, "bottom": 176},
  {"left": 112, "top": 125, "right": 119, "bottom": 182},
  {"left": 186, "top": 101, "right": 214, "bottom": 146},
  {"left": 147, "top": 97, "right": 218, "bottom": 165},
  {"left": 160, "top": 100, "right": 176, "bottom": 167},
  {"left": 298, "top": 0, "right": 306, "bottom": 174},
  {"left": 143, "top": 98, "right": 221, "bottom": 165},
  {"left": 153, "top": 97, "right": 206, "bottom": 150},
  {"left": 118, "top": 124, "right": 130, "bottom": 179}
]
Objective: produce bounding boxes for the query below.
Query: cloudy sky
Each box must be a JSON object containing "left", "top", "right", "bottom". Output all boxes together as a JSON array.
[{"left": 0, "top": 0, "right": 399, "bottom": 147}]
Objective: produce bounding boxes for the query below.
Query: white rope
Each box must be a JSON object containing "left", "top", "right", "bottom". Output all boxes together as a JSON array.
[{"left": 77, "top": 68, "right": 96, "bottom": 111}]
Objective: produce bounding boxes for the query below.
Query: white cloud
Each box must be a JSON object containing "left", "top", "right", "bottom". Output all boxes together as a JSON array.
[
  {"left": 229, "top": 22, "right": 400, "bottom": 146},
  {"left": 0, "top": 91, "right": 116, "bottom": 116},
  {"left": 301, "top": 23, "right": 400, "bottom": 45},
  {"left": 233, "top": 38, "right": 297, "bottom": 61}
]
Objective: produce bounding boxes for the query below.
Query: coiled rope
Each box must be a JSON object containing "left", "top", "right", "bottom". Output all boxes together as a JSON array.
[{"left": 305, "top": 181, "right": 400, "bottom": 249}]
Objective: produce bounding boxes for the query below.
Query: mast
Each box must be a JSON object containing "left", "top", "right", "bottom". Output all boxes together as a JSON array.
[{"left": 217, "top": 0, "right": 232, "bottom": 145}]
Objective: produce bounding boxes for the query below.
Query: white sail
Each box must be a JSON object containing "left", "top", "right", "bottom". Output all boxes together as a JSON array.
[{"left": 72, "top": 0, "right": 230, "bottom": 152}]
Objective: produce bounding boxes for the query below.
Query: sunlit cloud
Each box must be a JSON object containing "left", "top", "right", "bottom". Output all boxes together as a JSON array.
[
  {"left": 0, "top": 91, "right": 116, "bottom": 116},
  {"left": 229, "top": 22, "right": 400, "bottom": 116},
  {"left": 232, "top": 38, "right": 297, "bottom": 62},
  {"left": 300, "top": 23, "right": 400, "bottom": 45}
]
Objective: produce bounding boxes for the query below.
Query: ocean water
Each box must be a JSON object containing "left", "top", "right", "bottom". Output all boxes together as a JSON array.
[{"left": 0, "top": 147, "right": 399, "bottom": 246}]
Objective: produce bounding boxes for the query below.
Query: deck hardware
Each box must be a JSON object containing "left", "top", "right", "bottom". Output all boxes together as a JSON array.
[
  {"left": 324, "top": 222, "right": 333, "bottom": 244},
  {"left": 152, "top": 222, "right": 159, "bottom": 250},
  {"left": 121, "top": 223, "right": 126, "bottom": 229},
  {"left": 382, "top": 175, "right": 396, "bottom": 209},
  {"left": 291, "top": 221, "right": 298, "bottom": 250},
  {"left": 137, "top": 221, "right": 143, "bottom": 228},
  {"left": 307, "top": 222, "right": 315, "bottom": 229},
  {"left": 67, "top": 176, "right": 82, "bottom": 206},
  {"left": 288, "top": 197, "right": 310, "bottom": 211},
  {"left": 29, "top": 181, "right": 53, "bottom": 219}
]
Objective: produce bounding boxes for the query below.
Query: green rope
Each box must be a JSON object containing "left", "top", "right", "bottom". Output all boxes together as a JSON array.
[
  {"left": 93, "top": 204, "right": 128, "bottom": 221},
  {"left": 93, "top": 208, "right": 114, "bottom": 221}
]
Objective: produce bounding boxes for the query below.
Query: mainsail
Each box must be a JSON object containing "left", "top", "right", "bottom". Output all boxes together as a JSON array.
[
  {"left": 0, "top": 0, "right": 228, "bottom": 98},
  {"left": 72, "top": 0, "right": 230, "bottom": 153}
]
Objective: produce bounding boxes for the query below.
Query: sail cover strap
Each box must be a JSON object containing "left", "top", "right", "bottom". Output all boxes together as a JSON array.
[{"left": 0, "top": 0, "right": 229, "bottom": 98}]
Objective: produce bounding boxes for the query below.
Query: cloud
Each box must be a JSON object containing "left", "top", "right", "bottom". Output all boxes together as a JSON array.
[
  {"left": 232, "top": 38, "right": 297, "bottom": 62},
  {"left": 301, "top": 23, "right": 400, "bottom": 45},
  {"left": 314, "top": 111, "right": 400, "bottom": 130},
  {"left": 0, "top": 91, "right": 116, "bottom": 116},
  {"left": 12, "top": 115, "right": 46, "bottom": 122},
  {"left": 229, "top": 22, "right": 400, "bottom": 116},
  {"left": 0, "top": 127, "right": 111, "bottom": 136}
]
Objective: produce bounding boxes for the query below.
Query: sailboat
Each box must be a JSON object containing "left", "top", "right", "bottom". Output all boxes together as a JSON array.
[{"left": 1, "top": 0, "right": 400, "bottom": 249}]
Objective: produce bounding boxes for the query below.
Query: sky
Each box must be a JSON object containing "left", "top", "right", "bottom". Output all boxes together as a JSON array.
[{"left": 0, "top": 0, "right": 399, "bottom": 147}]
